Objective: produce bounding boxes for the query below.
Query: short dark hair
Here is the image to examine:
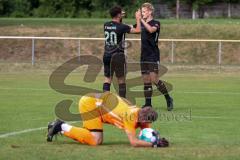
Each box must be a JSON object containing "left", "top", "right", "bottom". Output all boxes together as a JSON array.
[
  {"left": 138, "top": 106, "right": 158, "bottom": 123},
  {"left": 109, "top": 6, "right": 122, "bottom": 18}
]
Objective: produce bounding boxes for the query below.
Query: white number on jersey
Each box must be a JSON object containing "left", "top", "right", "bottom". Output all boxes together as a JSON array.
[{"left": 105, "top": 31, "right": 117, "bottom": 45}]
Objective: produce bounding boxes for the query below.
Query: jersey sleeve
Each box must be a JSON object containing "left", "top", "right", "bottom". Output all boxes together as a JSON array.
[
  {"left": 152, "top": 21, "right": 160, "bottom": 30},
  {"left": 121, "top": 24, "right": 131, "bottom": 34},
  {"left": 124, "top": 120, "right": 136, "bottom": 134},
  {"left": 123, "top": 110, "right": 137, "bottom": 134}
]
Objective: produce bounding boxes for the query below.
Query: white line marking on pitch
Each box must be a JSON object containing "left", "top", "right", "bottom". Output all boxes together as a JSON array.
[
  {"left": 175, "top": 91, "right": 240, "bottom": 95},
  {"left": 0, "top": 87, "right": 51, "bottom": 91},
  {"left": 0, "top": 122, "right": 78, "bottom": 139},
  {"left": 1, "top": 87, "right": 240, "bottom": 95},
  {"left": 131, "top": 89, "right": 240, "bottom": 95},
  {"left": 0, "top": 127, "right": 46, "bottom": 138}
]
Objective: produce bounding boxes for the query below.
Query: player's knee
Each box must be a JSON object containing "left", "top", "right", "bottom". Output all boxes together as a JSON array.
[
  {"left": 104, "top": 77, "right": 112, "bottom": 83},
  {"left": 90, "top": 132, "right": 103, "bottom": 146},
  {"left": 151, "top": 77, "right": 158, "bottom": 84},
  {"left": 117, "top": 77, "right": 125, "bottom": 84},
  {"left": 142, "top": 76, "right": 151, "bottom": 83},
  {"left": 89, "top": 137, "right": 103, "bottom": 146},
  {"left": 97, "top": 138, "right": 103, "bottom": 145}
]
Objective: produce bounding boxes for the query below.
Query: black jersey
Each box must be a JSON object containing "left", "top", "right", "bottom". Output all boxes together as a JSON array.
[
  {"left": 104, "top": 21, "right": 131, "bottom": 55},
  {"left": 140, "top": 19, "right": 160, "bottom": 62}
]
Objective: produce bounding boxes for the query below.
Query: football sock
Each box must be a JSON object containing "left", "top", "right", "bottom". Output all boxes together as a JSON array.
[
  {"left": 63, "top": 126, "right": 97, "bottom": 146},
  {"left": 144, "top": 83, "right": 152, "bottom": 106},
  {"left": 103, "top": 83, "right": 111, "bottom": 92},
  {"left": 155, "top": 80, "right": 171, "bottom": 100},
  {"left": 61, "top": 123, "right": 72, "bottom": 132},
  {"left": 119, "top": 83, "right": 126, "bottom": 98}
]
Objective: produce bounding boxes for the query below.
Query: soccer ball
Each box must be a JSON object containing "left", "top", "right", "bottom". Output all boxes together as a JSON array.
[{"left": 138, "top": 128, "right": 158, "bottom": 143}]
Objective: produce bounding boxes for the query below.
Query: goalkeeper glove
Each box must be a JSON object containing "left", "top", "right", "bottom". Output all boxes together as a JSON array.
[{"left": 152, "top": 137, "right": 169, "bottom": 148}]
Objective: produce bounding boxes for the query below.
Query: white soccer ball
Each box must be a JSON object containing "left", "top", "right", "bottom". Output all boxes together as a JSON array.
[{"left": 138, "top": 128, "right": 158, "bottom": 143}]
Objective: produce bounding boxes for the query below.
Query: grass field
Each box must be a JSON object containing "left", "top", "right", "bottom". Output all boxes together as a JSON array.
[
  {"left": 0, "top": 67, "right": 240, "bottom": 160},
  {"left": 0, "top": 18, "right": 240, "bottom": 159},
  {"left": 1, "top": 18, "right": 240, "bottom": 39}
]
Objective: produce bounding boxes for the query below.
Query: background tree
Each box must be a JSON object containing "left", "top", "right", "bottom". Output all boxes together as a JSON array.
[{"left": 0, "top": 0, "right": 239, "bottom": 18}]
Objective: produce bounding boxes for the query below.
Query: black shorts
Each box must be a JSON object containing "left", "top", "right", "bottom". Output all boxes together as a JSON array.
[
  {"left": 140, "top": 61, "right": 159, "bottom": 75},
  {"left": 103, "top": 52, "right": 126, "bottom": 78}
]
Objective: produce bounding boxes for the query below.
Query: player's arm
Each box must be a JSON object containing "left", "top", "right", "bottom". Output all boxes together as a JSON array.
[
  {"left": 140, "top": 19, "right": 157, "bottom": 33},
  {"left": 129, "top": 10, "right": 141, "bottom": 34},
  {"left": 125, "top": 130, "right": 152, "bottom": 147}
]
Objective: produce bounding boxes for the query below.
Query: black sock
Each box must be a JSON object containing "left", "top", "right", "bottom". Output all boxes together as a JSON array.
[
  {"left": 103, "top": 83, "right": 111, "bottom": 92},
  {"left": 155, "top": 80, "right": 170, "bottom": 100},
  {"left": 144, "top": 83, "right": 152, "bottom": 106},
  {"left": 119, "top": 83, "right": 126, "bottom": 98}
]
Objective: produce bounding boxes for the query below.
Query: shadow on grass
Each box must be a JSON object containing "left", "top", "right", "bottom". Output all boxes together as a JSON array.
[{"left": 48, "top": 140, "right": 130, "bottom": 146}]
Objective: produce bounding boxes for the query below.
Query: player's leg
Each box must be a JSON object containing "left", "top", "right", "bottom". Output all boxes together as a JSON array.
[
  {"left": 47, "top": 95, "right": 104, "bottom": 145},
  {"left": 63, "top": 95, "right": 104, "bottom": 145},
  {"left": 78, "top": 95, "right": 104, "bottom": 143},
  {"left": 148, "top": 63, "right": 173, "bottom": 111},
  {"left": 47, "top": 119, "right": 102, "bottom": 146},
  {"left": 117, "top": 76, "right": 126, "bottom": 98},
  {"left": 141, "top": 62, "right": 153, "bottom": 107},
  {"left": 112, "top": 52, "right": 127, "bottom": 98},
  {"left": 103, "top": 77, "right": 112, "bottom": 92},
  {"left": 103, "top": 55, "right": 113, "bottom": 92},
  {"left": 62, "top": 123, "right": 103, "bottom": 146}
]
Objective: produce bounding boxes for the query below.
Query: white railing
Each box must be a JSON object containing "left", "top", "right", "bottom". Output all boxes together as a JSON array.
[{"left": 0, "top": 36, "right": 240, "bottom": 65}]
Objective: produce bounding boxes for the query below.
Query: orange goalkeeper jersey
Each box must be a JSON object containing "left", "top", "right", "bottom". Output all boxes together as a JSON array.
[{"left": 79, "top": 92, "right": 150, "bottom": 134}]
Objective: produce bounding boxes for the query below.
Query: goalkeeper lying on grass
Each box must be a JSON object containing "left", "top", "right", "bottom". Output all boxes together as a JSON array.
[{"left": 47, "top": 92, "right": 169, "bottom": 148}]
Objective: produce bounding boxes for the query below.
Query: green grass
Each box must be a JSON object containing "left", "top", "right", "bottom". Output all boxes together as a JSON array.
[
  {"left": 0, "top": 18, "right": 240, "bottom": 39},
  {"left": 0, "top": 67, "right": 240, "bottom": 160},
  {"left": 0, "top": 18, "right": 240, "bottom": 159}
]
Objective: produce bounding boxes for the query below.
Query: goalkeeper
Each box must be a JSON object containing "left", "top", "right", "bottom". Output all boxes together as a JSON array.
[{"left": 47, "top": 92, "right": 169, "bottom": 148}]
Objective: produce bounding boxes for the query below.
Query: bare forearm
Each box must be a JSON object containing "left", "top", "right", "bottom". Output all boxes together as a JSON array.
[
  {"left": 130, "top": 10, "right": 141, "bottom": 33},
  {"left": 135, "top": 18, "right": 141, "bottom": 33},
  {"left": 130, "top": 18, "right": 141, "bottom": 33},
  {"left": 132, "top": 139, "right": 152, "bottom": 147}
]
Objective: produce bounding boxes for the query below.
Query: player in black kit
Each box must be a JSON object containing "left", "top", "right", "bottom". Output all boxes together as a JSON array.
[
  {"left": 140, "top": 3, "right": 173, "bottom": 111},
  {"left": 103, "top": 6, "right": 141, "bottom": 98}
]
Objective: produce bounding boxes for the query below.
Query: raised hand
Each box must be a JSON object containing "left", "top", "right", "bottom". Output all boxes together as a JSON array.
[{"left": 135, "top": 9, "right": 141, "bottom": 20}]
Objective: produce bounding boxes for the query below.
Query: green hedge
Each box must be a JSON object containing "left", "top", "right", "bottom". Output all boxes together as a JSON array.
[{"left": 0, "top": 0, "right": 239, "bottom": 18}]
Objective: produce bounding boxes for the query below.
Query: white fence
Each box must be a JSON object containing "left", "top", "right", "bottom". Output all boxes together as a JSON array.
[{"left": 0, "top": 36, "right": 240, "bottom": 66}]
